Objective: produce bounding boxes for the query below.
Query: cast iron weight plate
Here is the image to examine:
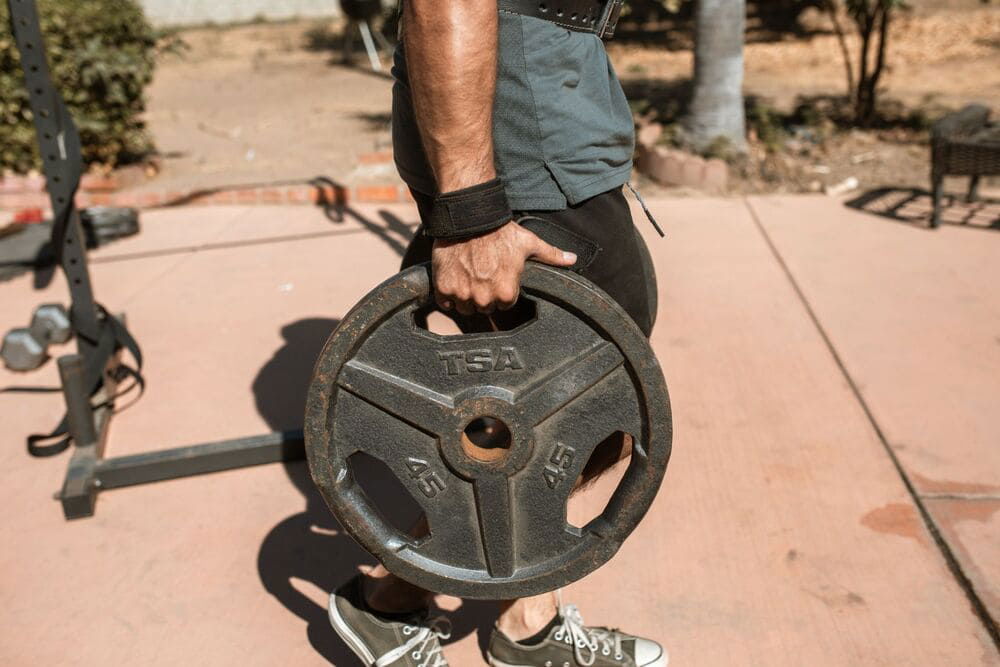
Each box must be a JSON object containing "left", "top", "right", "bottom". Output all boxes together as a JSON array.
[{"left": 305, "top": 262, "right": 671, "bottom": 599}]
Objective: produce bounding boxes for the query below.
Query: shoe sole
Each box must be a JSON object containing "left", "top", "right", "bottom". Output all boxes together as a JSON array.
[
  {"left": 487, "top": 658, "right": 528, "bottom": 667},
  {"left": 328, "top": 593, "right": 377, "bottom": 666},
  {"left": 487, "top": 652, "right": 668, "bottom": 667}
]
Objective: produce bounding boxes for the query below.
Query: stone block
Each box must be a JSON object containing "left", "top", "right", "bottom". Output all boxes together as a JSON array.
[{"left": 702, "top": 158, "right": 729, "bottom": 193}]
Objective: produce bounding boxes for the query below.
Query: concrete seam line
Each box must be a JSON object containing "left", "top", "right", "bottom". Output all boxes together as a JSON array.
[
  {"left": 741, "top": 196, "right": 1000, "bottom": 648},
  {"left": 91, "top": 225, "right": 415, "bottom": 265},
  {"left": 921, "top": 493, "right": 1000, "bottom": 502}
]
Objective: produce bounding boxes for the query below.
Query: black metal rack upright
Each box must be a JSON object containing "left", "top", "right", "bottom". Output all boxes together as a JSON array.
[{"left": 8, "top": 0, "right": 305, "bottom": 519}]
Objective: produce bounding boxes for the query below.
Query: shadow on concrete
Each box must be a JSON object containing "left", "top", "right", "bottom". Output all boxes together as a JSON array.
[
  {"left": 352, "top": 111, "right": 392, "bottom": 131},
  {"left": 845, "top": 187, "right": 1000, "bottom": 231},
  {"left": 156, "top": 175, "right": 349, "bottom": 210},
  {"left": 315, "top": 200, "right": 417, "bottom": 259},
  {"left": 254, "top": 317, "right": 358, "bottom": 664},
  {"left": 0, "top": 233, "right": 55, "bottom": 288},
  {"left": 253, "top": 315, "right": 497, "bottom": 663},
  {"left": 77, "top": 177, "right": 420, "bottom": 267},
  {"left": 156, "top": 174, "right": 420, "bottom": 258}
]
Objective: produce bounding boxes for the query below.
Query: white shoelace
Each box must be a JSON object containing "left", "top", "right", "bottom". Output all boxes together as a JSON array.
[
  {"left": 374, "top": 615, "right": 452, "bottom": 667},
  {"left": 552, "top": 603, "right": 625, "bottom": 666}
]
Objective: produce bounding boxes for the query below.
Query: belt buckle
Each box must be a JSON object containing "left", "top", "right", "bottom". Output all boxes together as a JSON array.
[{"left": 596, "top": 0, "right": 624, "bottom": 39}]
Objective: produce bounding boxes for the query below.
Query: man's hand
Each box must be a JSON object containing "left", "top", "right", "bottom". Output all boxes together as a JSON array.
[{"left": 432, "top": 222, "right": 577, "bottom": 315}]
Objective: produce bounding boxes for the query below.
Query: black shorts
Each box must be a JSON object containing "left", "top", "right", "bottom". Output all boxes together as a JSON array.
[{"left": 401, "top": 187, "right": 658, "bottom": 337}]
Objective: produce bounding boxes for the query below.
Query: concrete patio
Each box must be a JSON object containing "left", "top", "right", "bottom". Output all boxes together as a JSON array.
[{"left": 1, "top": 194, "right": 997, "bottom": 665}]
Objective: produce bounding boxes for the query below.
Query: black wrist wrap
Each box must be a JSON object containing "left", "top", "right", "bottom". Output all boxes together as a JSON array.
[{"left": 424, "top": 178, "right": 513, "bottom": 240}]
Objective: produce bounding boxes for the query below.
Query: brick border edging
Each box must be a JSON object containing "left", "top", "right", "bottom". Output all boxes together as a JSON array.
[
  {"left": 0, "top": 181, "right": 414, "bottom": 218},
  {"left": 2, "top": 140, "right": 731, "bottom": 216},
  {"left": 1, "top": 150, "right": 413, "bottom": 216},
  {"left": 635, "top": 122, "right": 729, "bottom": 193}
]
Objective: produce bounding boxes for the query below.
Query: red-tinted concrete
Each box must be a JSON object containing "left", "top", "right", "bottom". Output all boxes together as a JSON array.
[
  {"left": 1, "top": 199, "right": 996, "bottom": 665},
  {"left": 749, "top": 194, "right": 1000, "bottom": 626},
  {"left": 624, "top": 198, "right": 996, "bottom": 664},
  {"left": 1, "top": 205, "right": 424, "bottom": 666},
  {"left": 748, "top": 195, "right": 1000, "bottom": 491},
  {"left": 925, "top": 497, "right": 1000, "bottom": 622}
]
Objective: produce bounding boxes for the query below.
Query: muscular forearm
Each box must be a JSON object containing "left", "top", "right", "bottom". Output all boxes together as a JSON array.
[
  {"left": 406, "top": 0, "right": 574, "bottom": 315},
  {"left": 403, "top": 0, "right": 498, "bottom": 192}
]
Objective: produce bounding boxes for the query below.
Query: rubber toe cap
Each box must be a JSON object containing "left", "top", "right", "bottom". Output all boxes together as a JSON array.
[{"left": 635, "top": 637, "right": 668, "bottom": 667}]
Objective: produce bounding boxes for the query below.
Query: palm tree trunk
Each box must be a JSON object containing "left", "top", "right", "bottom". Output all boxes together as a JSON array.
[{"left": 685, "top": 0, "right": 747, "bottom": 153}]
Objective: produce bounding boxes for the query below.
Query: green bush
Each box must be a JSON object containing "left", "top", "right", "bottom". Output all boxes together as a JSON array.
[{"left": 0, "top": 0, "right": 156, "bottom": 174}]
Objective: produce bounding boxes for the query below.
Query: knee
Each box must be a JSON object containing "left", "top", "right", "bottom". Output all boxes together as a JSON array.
[{"left": 575, "top": 432, "right": 631, "bottom": 489}]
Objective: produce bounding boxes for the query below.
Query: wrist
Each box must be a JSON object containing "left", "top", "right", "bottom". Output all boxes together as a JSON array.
[
  {"left": 432, "top": 221, "right": 511, "bottom": 249},
  {"left": 434, "top": 158, "right": 496, "bottom": 194},
  {"left": 424, "top": 178, "right": 513, "bottom": 240}
]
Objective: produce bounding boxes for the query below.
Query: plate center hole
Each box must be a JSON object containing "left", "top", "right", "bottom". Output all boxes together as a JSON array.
[{"left": 461, "top": 416, "right": 512, "bottom": 462}]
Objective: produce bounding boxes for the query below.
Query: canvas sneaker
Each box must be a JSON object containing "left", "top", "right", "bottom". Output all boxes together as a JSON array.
[
  {"left": 486, "top": 603, "right": 667, "bottom": 667},
  {"left": 328, "top": 575, "right": 451, "bottom": 667}
]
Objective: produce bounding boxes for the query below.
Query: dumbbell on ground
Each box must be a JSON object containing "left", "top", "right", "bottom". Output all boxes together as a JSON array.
[
  {"left": 31, "top": 304, "right": 73, "bottom": 345},
  {"left": 1, "top": 303, "right": 73, "bottom": 372}
]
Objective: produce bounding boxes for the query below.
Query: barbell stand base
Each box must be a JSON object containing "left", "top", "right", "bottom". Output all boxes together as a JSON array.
[
  {"left": 61, "top": 430, "right": 305, "bottom": 520},
  {"left": 55, "top": 330, "right": 305, "bottom": 520},
  {"left": 59, "top": 429, "right": 305, "bottom": 519},
  {"left": 58, "top": 351, "right": 120, "bottom": 519},
  {"left": 95, "top": 430, "right": 305, "bottom": 491}
]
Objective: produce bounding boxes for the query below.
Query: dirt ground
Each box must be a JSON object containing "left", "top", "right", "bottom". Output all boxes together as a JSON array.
[
  {"left": 612, "top": 0, "right": 1000, "bottom": 194},
  {"left": 142, "top": 22, "right": 395, "bottom": 194},
  {"left": 142, "top": 1, "right": 1000, "bottom": 196}
]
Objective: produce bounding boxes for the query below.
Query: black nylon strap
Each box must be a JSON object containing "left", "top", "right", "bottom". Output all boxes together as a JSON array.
[
  {"left": 425, "top": 178, "right": 514, "bottom": 240},
  {"left": 8, "top": 0, "right": 145, "bottom": 457},
  {"left": 21, "top": 308, "right": 144, "bottom": 457},
  {"left": 498, "top": 0, "right": 623, "bottom": 38}
]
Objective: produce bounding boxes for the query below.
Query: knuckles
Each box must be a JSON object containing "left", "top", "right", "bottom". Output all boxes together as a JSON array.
[
  {"left": 491, "top": 273, "right": 520, "bottom": 305},
  {"left": 433, "top": 263, "right": 522, "bottom": 311},
  {"left": 434, "top": 279, "right": 459, "bottom": 298},
  {"left": 495, "top": 286, "right": 518, "bottom": 305}
]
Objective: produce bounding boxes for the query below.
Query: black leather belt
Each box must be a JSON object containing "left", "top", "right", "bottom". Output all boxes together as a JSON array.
[{"left": 498, "top": 0, "right": 624, "bottom": 38}]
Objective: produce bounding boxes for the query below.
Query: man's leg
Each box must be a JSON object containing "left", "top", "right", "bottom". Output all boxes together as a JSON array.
[
  {"left": 364, "top": 518, "right": 435, "bottom": 614},
  {"left": 492, "top": 432, "right": 629, "bottom": 640}
]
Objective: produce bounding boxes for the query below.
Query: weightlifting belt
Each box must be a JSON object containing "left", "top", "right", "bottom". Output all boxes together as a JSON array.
[{"left": 498, "top": 0, "right": 624, "bottom": 38}]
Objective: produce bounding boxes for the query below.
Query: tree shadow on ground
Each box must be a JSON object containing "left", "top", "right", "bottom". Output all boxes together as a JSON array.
[
  {"left": 628, "top": 84, "right": 949, "bottom": 166},
  {"left": 303, "top": 1, "right": 826, "bottom": 55},
  {"left": 621, "top": 77, "right": 693, "bottom": 124},
  {"left": 351, "top": 111, "right": 392, "bottom": 132},
  {"left": 615, "top": 0, "right": 828, "bottom": 50},
  {"left": 845, "top": 186, "right": 1000, "bottom": 231},
  {"left": 303, "top": 19, "right": 394, "bottom": 80},
  {"left": 254, "top": 317, "right": 497, "bottom": 661},
  {"left": 751, "top": 94, "right": 949, "bottom": 133}
]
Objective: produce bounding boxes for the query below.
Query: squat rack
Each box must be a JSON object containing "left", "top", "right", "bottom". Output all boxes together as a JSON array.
[{"left": 7, "top": 0, "right": 305, "bottom": 519}]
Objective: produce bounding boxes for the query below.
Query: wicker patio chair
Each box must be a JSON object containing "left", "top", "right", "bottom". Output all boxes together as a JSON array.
[{"left": 930, "top": 104, "right": 1000, "bottom": 228}]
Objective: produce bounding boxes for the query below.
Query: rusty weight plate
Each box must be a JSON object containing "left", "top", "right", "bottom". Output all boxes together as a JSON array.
[{"left": 304, "top": 262, "right": 671, "bottom": 599}]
